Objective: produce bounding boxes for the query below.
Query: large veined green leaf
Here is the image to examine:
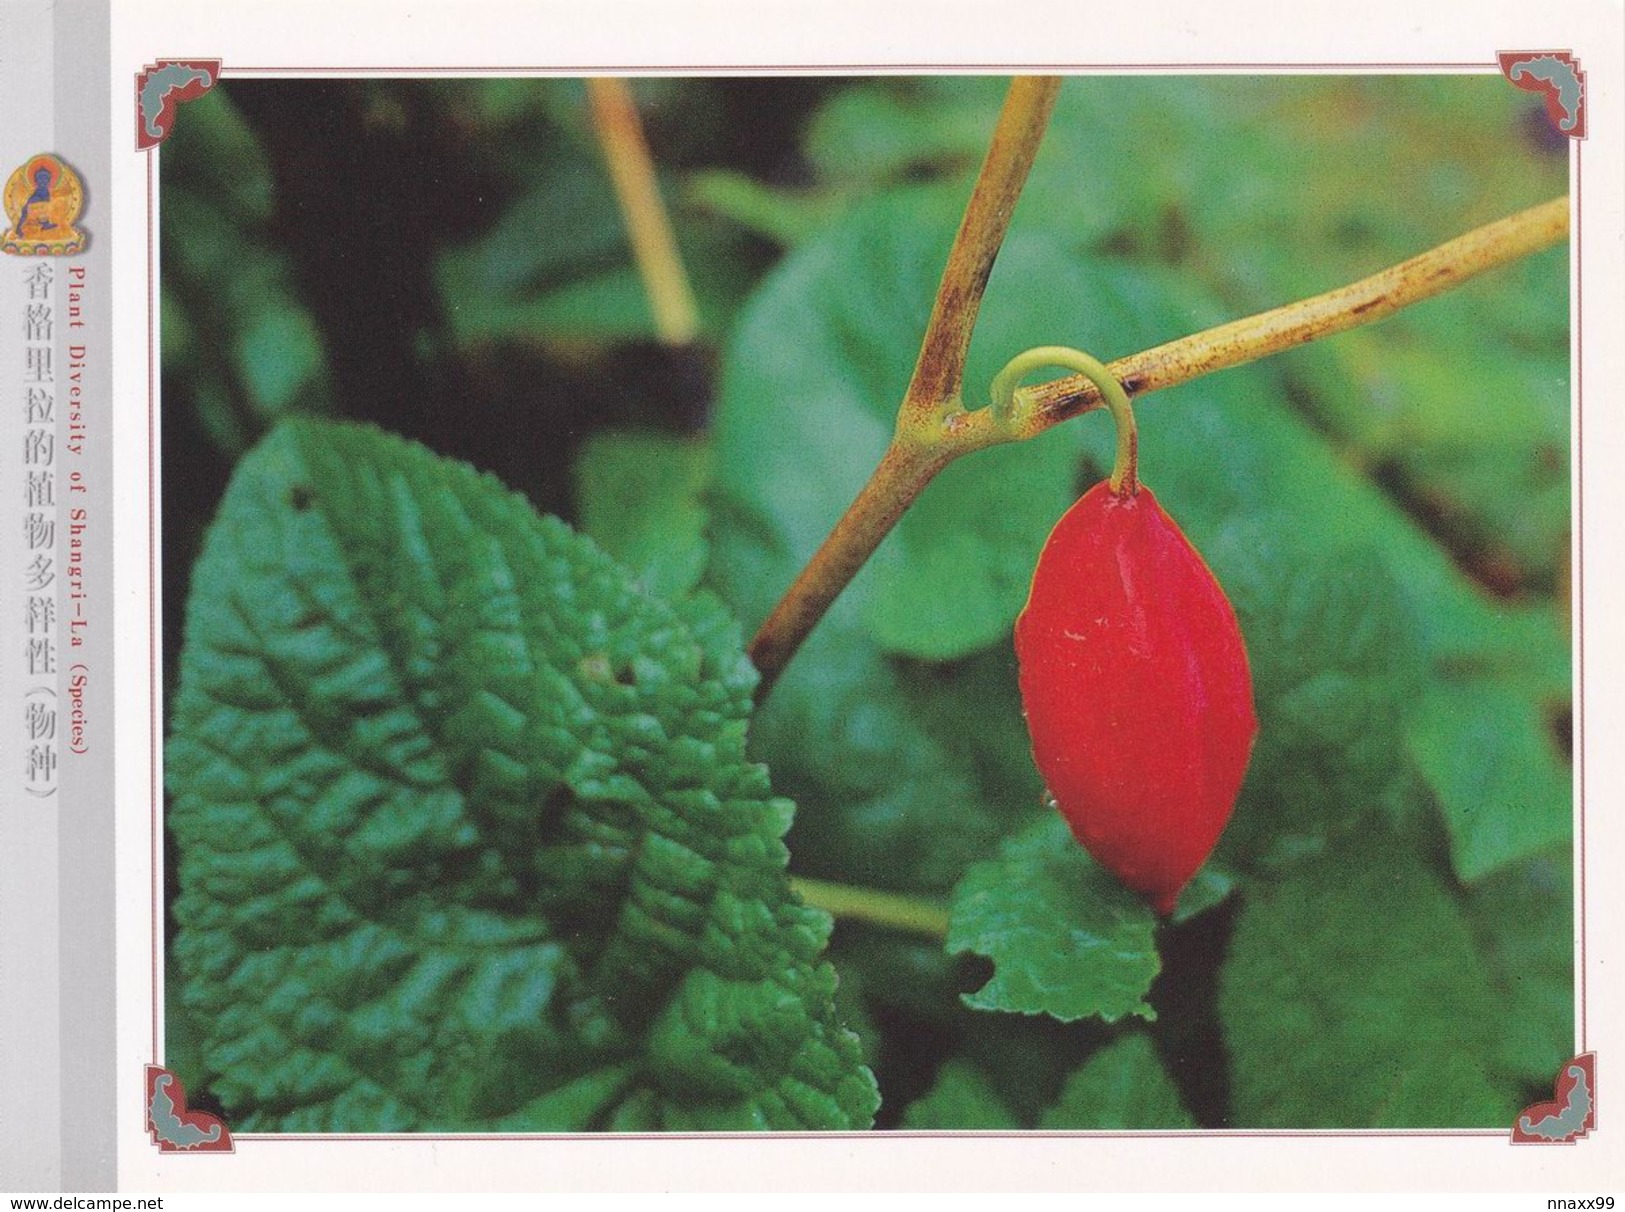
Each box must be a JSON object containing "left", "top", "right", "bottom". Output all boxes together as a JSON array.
[
  {"left": 1203, "top": 518, "right": 1425, "bottom": 871},
  {"left": 1218, "top": 829, "right": 1519, "bottom": 1128},
  {"left": 167, "top": 418, "right": 877, "bottom": 1132}
]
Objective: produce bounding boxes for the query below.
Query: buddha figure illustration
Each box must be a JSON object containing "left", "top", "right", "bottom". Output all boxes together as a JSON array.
[{"left": 2, "top": 154, "right": 86, "bottom": 255}]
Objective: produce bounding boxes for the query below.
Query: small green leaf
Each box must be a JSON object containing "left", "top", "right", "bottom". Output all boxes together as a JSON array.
[
  {"left": 435, "top": 160, "right": 747, "bottom": 350},
  {"left": 1219, "top": 830, "right": 1517, "bottom": 1127},
  {"left": 687, "top": 171, "right": 846, "bottom": 248},
  {"left": 804, "top": 80, "right": 1006, "bottom": 187},
  {"left": 237, "top": 308, "right": 326, "bottom": 415},
  {"left": 574, "top": 429, "right": 711, "bottom": 600},
  {"left": 947, "top": 817, "right": 1162, "bottom": 1023},
  {"left": 168, "top": 418, "right": 876, "bottom": 1131},
  {"left": 1408, "top": 684, "right": 1571, "bottom": 883},
  {"left": 1040, "top": 1035, "right": 1194, "bottom": 1130},
  {"left": 1170, "top": 867, "right": 1234, "bottom": 924},
  {"left": 900, "top": 1061, "right": 1019, "bottom": 1130}
]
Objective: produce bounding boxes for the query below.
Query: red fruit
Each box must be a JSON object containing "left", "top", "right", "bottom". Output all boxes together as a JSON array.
[{"left": 1015, "top": 481, "right": 1257, "bottom": 916}]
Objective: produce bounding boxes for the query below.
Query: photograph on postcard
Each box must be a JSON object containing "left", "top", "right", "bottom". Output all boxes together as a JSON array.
[{"left": 152, "top": 72, "right": 1575, "bottom": 1137}]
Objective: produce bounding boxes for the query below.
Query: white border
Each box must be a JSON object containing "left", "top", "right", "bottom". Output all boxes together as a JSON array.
[{"left": 110, "top": 0, "right": 1625, "bottom": 1192}]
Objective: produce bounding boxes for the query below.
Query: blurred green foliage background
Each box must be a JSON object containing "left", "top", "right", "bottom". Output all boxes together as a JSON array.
[{"left": 163, "top": 74, "right": 1572, "bottom": 1130}]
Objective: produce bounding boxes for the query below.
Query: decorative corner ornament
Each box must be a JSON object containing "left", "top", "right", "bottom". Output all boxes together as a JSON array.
[
  {"left": 2, "top": 154, "right": 87, "bottom": 256},
  {"left": 1512, "top": 1053, "right": 1597, "bottom": 1145},
  {"left": 136, "top": 60, "right": 222, "bottom": 150},
  {"left": 1499, "top": 51, "right": 1587, "bottom": 139},
  {"left": 145, "top": 1065, "right": 234, "bottom": 1153}
]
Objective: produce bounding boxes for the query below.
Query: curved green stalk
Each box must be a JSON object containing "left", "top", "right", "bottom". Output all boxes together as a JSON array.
[{"left": 991, "top": 346, "right": 1138, "bottom": 495}]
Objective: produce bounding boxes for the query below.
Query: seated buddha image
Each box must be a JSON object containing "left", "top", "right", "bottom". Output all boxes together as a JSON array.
[{"left": 3, "top": 155, "right": 86, "bottom": 256}]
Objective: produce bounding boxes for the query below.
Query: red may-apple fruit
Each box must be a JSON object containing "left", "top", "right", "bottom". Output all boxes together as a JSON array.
[{"left": 1015, "top": 481, "right": 1257, "bottom": 916}]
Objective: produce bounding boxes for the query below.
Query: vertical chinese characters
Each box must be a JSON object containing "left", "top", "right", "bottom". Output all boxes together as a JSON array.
[{"left": 22, "top": 261, "right": 56, "bottom": 797}]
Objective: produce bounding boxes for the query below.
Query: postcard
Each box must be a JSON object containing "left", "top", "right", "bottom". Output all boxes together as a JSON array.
[{"left": 0, "top": 0, "right": 1620, "bottom": 1196}]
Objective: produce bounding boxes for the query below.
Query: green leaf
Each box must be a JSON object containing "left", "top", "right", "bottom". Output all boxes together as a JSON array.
[
  {"left": 162, "top": 88, "right": 332, "bottom": 455},
  {"left": 435, "top": 162, "right": 748, "bottom": 350},
  {"left": 237, "top": 308, "right": 326, "bottom": 415},
  {"left": 687, "top": 170, "right": 847, "bottom": 248},
  {"left": 159, "top": 83, "right": 276, "bottom": 223},
  {"left": 1203, "top": 518, "right": 1425, "bottom": 871},
  {"left": 1039, "top": 1035, "right": 1194, "bottom": 1129},
  {"left": 900, "top": 1061, "right": 1019, "bottom": 1130},
  {"left": 1408, "top": 684, "right": 1571, "bottom": 883},
  {"left": 168, "top": 417, "right": 876, "bottom": 1131},
  {"left": 1218, "top": 830, "right": 1518, "bottom": 1127},
  {"left": 1465, "top": 849, "right": 1574, "bottom": 1083},
  {"left": 574, "top": 429, "right": 711, "bottom": 600},
  {"left": 804, "top": 80, "right": 999, "bottom": 184},
  {"left": 1169, "top": 867, "right": 1234, "bottom": 924},
  {"left": 947, "top": 817, "right": 1162, "bottom": 1024}
]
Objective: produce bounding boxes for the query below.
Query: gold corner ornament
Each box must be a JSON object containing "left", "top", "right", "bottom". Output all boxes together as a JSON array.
[{"left": 3, "top": 153, "right": 88, "bottom": 256}]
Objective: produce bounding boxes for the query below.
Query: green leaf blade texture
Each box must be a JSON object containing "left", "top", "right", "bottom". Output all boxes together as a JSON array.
[
  {"left": 1040, "top": 1035, "right": 1195, "bottom": 1130},
  {"left": 1408, "top": 684, "right": 1571, "bottom": 883},
  {"left": 947, "top": 817, "right": 1163, "bottom": 1024},
  {"left": 1218, "top": 832, "right": 1519, "bottom": 1128},
  {"left": 899, "top": 1061, "right": 1018, "bottom": 1130},
  {"left": 168, "top": 418, "right": 877, "bottom": 1132},
  {"left": 573, "top": 428, "right": 711, "bottom": 601}
]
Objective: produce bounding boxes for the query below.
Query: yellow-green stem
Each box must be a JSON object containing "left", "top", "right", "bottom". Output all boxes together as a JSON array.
[
  {"left": 792, "top": 876, "right": 951, "bottom": 939},
  {"left": 747, "top": 77, "right": 1060, "bottom": 692},
  {"left": 997, "top": 195, "right": 1571, "bottom": 441},
  {"left": 899, "top": 76, "right": 1062, "bottom": 426},
  {"left": 587, "top": 77, "right": 701, "bottom": 346},
  {"left": 991, "top": 346, "right": 1138, "bottom": 494},
  {"left": 748, "top": 195, "right": 1569, "bottom": 689}
]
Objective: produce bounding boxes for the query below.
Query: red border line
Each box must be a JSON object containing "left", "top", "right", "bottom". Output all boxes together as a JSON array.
[
  {"left": 1575, "top": 139, "right": 1586, "bottom": 1053},
  {"left": 243, "top": 1129, "right": 1509, "bottom": 1143},
  {"left": 148, "top": 150, "right": 160, "bottom": 1064},
  {"left": 218, "top": 61, "right": 1497, "bottom": 74},
  {"left": 145, "top": 62, "right": 1584, "bottom": 1141}
]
